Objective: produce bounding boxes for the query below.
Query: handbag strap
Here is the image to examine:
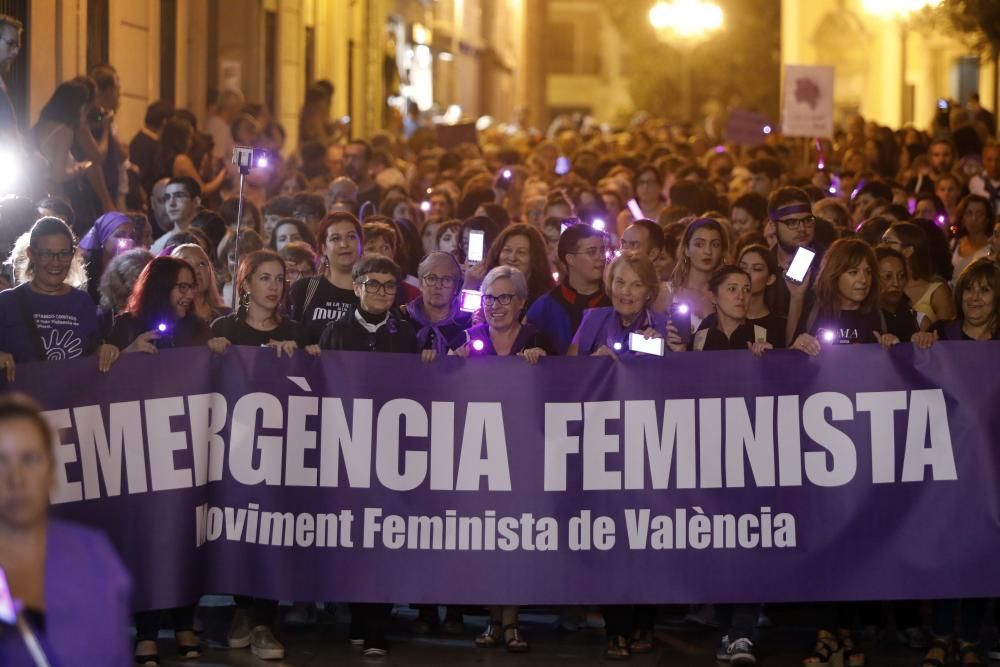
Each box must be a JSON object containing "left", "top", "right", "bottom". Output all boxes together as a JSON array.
[{"left": 13, "top": 287, "right": 48, "bottom": 361}]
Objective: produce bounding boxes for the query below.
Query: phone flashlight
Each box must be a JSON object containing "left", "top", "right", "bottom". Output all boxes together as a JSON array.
[
  {"left": 612, "top": 341, "right": 623, "bottom": 351},
  {"left": 420, "top": 200, "right": 431, "bottom": 212},
  {"left": 156, "top": 322, "right": 169, "bottom": 333},
  {"left": 820, "top": 329, "right": 836, "bottom": 343},
  {"left": 591, "top": 218, "right": 606, "bottom": 232},
  {"left": 471, "top": 339, "right": 486, "bottom": 352}
]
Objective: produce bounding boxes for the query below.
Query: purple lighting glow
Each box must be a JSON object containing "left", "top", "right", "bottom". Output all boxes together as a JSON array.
[
  {"left": 157, "top": 323, "right": 168, "bottom": 333},
  {"left": 472, "top": 339, "right": 485, "bottom": 352}
]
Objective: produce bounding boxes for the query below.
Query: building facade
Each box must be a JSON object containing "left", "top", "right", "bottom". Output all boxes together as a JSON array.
[{"left": 15, "top": 0, "right": 540, "bottom": 150}]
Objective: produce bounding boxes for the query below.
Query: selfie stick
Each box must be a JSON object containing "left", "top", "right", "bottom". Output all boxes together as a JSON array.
[{"left": 230, "top": 146, "right": 267, "bottom": 309}]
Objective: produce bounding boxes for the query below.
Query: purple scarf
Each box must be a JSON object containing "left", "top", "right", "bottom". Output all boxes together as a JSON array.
[
  {"left": 406, "top": 295, "right": 463, "bottom": 354},
  {"left": 78, "top": 212, "right": 131, "bottom": 251}
]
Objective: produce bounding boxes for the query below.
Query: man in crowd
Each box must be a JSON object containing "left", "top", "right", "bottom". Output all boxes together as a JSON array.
[
  {"left": 343, "top": 140, "right": 382, "bottom": 211},
  {"left": 969, "top": 142, "right": 1000, "bottom": 221},
  {"left": 747, "top": 157, "right": 782, "bottom": 198},
  {"left": 526, "top": 223, "right": 610, "bottom": 354},
  {"left": 150, "top": 177, "right": 201, "bottom": 253},
  {"left": 130, "top": 100, "right": 174, "bottom": 198}
]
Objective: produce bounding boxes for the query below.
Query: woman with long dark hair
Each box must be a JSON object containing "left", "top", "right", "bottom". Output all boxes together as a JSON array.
[
  {"left": 736, "top": 244, "right": 787, "bottom": 347},
  {"left": 790, "top": 238, "right": 899, "bottom": 356},
  {"left": 107, "top": 256, "right": 210, "bottom": 353},
  {"left": 881, "top": 221, "right": 955, "bottom": 329}
]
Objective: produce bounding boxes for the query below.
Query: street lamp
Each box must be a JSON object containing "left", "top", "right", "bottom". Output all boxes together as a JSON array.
[
  {"left": 861, "top": 0, "right": 942, "bottom": 126},
  {"left": 647, "top": 0, "right": 724, "bottom": 122}
]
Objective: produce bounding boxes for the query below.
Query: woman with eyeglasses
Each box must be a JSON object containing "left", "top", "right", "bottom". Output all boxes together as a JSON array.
[
  {"left": 568, "top": 253, "right": 665, "bottom": 360},
  {"left": 317, "top": 255, "right": 418, "bottom": 657},
  {"left": 105, "top": 256, "right": 209, "bottom": 664},
  {"left": 108, "top": 256, "right": 211, "bottom": 354},
  {"left": 0, "top": 217, "right": 119, "bottom": 382},
  {"left": 290, "top": 212, "right": 363, "bottom": 343},
  {"left": 400, "top": 251, "right": 472, "bottom": 355}
]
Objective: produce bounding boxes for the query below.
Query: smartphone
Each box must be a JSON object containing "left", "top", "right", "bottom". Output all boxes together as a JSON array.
[
  {"left": 459, "top": 289, "right": 482, "bottom": 313},
  {"left": 937, "top": 98, "right": 949, "bottom": 111},
  {"left": 627, "top": 198, "right": 644, "bottom": 220},
  {"left": 496, "top": 168, "right": 513, "bottom": 189},
  {"left": 555, "top": 156, "right": 571, "bottom": 176},
  {"left": 0, "top": 566, "right": 16, "bottom": 625},
  {"left": 629, "top": 332, "right": 664, "bottom": 356},
  {"left": 467, "top": 229, "right": 485, "bottom": 263},
  {"left": 670, "top": 302, "right": 692, "bottom": 346},
  {"left": 785, "top": 247, "right": 817, "bottom": 284}
]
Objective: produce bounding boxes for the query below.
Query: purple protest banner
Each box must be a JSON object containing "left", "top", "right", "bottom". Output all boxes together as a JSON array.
[{"left": 10, "top": 343, "right": 1000, "bottom": 610}]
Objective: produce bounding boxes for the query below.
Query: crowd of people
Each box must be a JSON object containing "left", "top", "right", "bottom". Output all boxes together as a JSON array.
[{"left": 1, "top": 11, "right": 1000, "bottom": 667}]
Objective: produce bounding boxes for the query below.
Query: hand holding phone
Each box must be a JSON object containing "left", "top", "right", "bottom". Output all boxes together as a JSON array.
[
  {"left": 467, "top": 229, "right": 485, "bottom": 263},
  {"left": 628, "top": 331, "right": 664, "bottom": 356},
  {"left": 785, "top": 247, "right": 816, "bottom": 285},
  {"left": 670, "top": 302, "right": 692, "bottom": 346}
]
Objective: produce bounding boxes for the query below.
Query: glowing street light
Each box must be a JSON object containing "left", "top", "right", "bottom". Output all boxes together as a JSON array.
[
  {"left": 647, "top": 0, "right": 724, "bottom": 122},
  {"left": 648, "top": 0, "right": 723, "bottom": 40}
]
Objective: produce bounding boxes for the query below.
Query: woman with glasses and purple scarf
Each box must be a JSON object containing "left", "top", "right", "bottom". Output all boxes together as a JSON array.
[{"left": 400, "top": 251, "right": 472, "bottom": 356}]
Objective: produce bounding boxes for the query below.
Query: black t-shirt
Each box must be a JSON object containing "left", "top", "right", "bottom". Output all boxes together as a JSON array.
[
  {"left": 882, "top": 301, "right": 919, "bottom": 342},
  {"left": 107, "top": 312, "right": 210, "bottom": 349},
  {"left": 694, "top": 321, "right": 762, "bottom": 351},
  {"left": 700, "top": 312, "right": 787, "bottom": 349},
  {"left": 806, "top": 308, "right": 885, "bottom": 345},
  {"left": 318, "top": 307, "right": 418, "bottom": 353},
  {"left": 289, "top": 276, "right": 359, "bottom": 343},
  {"left": 210, "top": 313, "right": 308, "bottom": 347}
]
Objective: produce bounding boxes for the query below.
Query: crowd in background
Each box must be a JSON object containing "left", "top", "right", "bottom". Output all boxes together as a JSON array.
[{"left": 2, "top": 10, "right": 1000, "bottom": 667}]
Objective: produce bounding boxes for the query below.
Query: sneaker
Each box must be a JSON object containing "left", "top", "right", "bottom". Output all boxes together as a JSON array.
[
  {"left": 227, "top": 608, "right": 252, "bottom": 649},
  {"left": 362, "top": 643, "right": 388, "bottom": 657},
  {"left": 722, "top": 637, "right": 756, "bottom": 665},
  {"left": 249, "top": 626, "right": 285, "bottom": 660},
  {"left": 685, "top": 604, "right": 719, "bottom": 629}
]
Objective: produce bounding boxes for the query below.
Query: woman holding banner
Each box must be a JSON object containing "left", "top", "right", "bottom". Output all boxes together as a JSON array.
[
  {"left": 0, "top": 393, "right": 133, "bottom": 666},
  {"left": 319, "top": 254, "right": 419, "bottom": 657},
  {"left": 656, "top": 217, "right": 729, "bottom": 330},
  {"left": 679, "top": 265, "right": 776, "bottom": 355},
  {"left": 931, "top": 258, "right": 1000, "bottom": 341},
  {"left": 789, "top": 239, "right": 900, "bottom": 355},
  {"left": 0, "top": 217, "right": 119, "bottom": 381},
  {"left": 567, "top": 253, "right": 665, "bottom": 359}
]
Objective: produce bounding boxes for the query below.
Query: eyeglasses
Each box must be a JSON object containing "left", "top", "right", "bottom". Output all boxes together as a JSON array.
[
  {"left": 32, "top": 249, "right": 75, "bottom": 262},
  {"left": 777, "top": 215, "right": 817, "bottom": 231},
  {"left": 482, "top": 293, "right": 515, "bottom": 307},
  {"left": 358, "top": 279, "right": 398, "bottom": 294},
  {"left": 421, "top": 274, "right": 457, "bottom": 288},
  {"left": 174, "top": 282, "right": 196, "bottom": 293}
]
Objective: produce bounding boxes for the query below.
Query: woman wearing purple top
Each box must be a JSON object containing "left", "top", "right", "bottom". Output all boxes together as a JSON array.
[
  {"left": 567, "top": 253, "right": 666, "bottom": 360},
  {"left": 0, "top": 393, "right": 132, "bottom": 666}
]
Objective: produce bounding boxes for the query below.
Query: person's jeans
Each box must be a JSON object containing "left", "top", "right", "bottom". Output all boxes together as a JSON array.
[{"left": 717, "top": 604, "right": 761, "bottom": 640}]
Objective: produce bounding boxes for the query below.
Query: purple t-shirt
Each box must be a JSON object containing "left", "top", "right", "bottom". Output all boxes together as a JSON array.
[{"left": 0, "top": 284, "right": 100, "bottom": 362}]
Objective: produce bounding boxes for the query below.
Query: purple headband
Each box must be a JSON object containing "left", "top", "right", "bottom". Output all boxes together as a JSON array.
[
  {"left": 78, "top": 212, "right": 131, "bottom": 251},
  {"left": 768, "top": 203, "right": 812, "bottom": 222}
]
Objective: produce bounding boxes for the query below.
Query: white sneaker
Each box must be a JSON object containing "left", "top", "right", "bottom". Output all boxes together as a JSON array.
[
  {"left": 249, "top": 625, "right": 285, "bottom": 660},
  {"left": 227, "top": 608, "right": 252, "bottom": 649},
  {"left": 725, "top": 637, "right": 756, "bottom": 665}
]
